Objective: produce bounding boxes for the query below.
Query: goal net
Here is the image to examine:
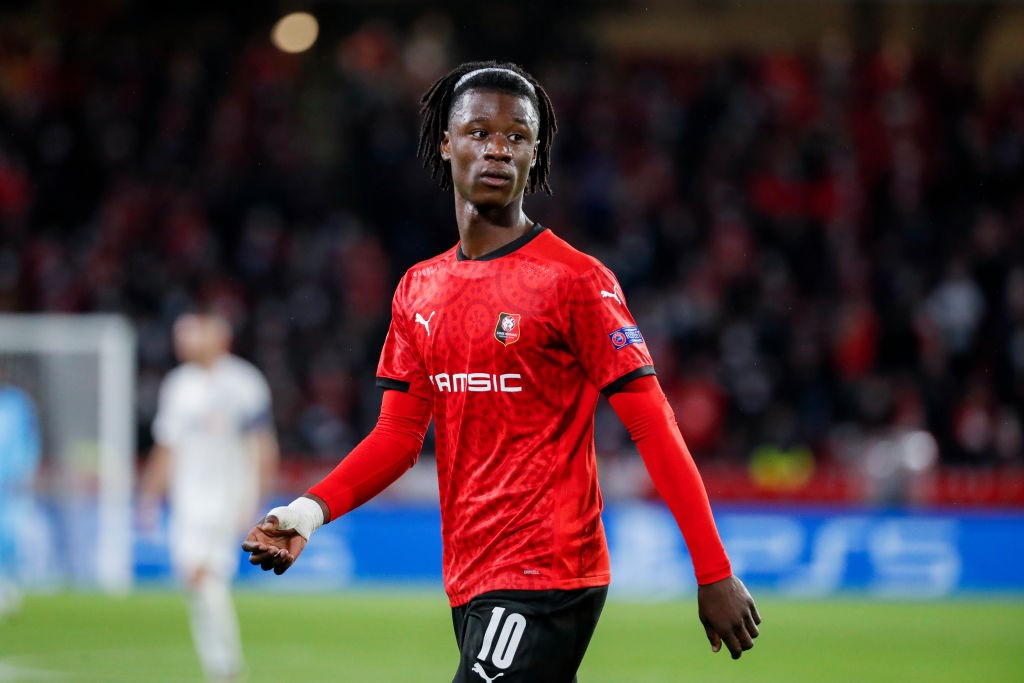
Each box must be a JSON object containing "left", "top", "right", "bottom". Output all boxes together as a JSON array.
[{"left": 0, "top": 314, "right": 135, "bottom": 593}]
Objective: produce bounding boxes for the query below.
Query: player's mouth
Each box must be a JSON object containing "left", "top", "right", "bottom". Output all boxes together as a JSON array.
[{"left": 479, "top": 168, "right": 513, "bottom": 187}]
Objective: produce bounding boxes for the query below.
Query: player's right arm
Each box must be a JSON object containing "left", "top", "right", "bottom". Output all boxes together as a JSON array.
[
  {"left": 137, "top": 443, "right": 171, "bottom": 530},
  {"left": 242, "top": 388, "right": 431, "bottom": 574},
  {"left": 138, "top": 374, "right": 180, "bottom": 531}
]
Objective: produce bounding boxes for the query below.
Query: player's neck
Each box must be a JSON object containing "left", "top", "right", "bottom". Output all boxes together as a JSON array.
[
  {"left": 454, "top": 198, "right": 533, "bottom": 259},
  {"left": 195, "top": 351, "right": 227, "bottom": 369}
]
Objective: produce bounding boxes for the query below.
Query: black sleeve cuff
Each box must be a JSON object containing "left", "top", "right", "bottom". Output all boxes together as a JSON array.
[
  {"left": 376, "top": 377, "right": 411, "bottom": 392},
  {"left": 601, "top": 365, "right": 656, "bottom": 397}
]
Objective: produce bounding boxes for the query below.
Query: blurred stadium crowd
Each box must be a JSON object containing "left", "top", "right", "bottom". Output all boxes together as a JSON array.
[{"left": 0, "top": 3, "right": 1021, "bottom": 488}]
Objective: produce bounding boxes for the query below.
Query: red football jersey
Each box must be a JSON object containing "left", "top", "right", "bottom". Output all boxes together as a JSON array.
[{"left": 377, "top": 224, "right": 655, "bottom": 606}]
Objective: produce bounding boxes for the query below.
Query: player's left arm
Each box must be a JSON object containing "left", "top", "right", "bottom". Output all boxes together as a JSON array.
[
  {"left": 242, "top": 370, "right": 280, "bottom": 504},
  {"left": 608, "top": 374, "right": 761, "bottom": 659}
]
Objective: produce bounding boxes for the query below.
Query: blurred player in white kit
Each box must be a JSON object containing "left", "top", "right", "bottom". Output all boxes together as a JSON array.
[{"left": 140, "top": 312, "right": 279, "bottom": 682}]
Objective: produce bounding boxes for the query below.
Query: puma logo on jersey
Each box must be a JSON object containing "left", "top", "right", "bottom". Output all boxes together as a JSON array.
[
  {"left": 472, "top": 663, "right": 504, "bottom": 683},
  {"left": 414, "top": 311, "right": 436, "bottom": 336},
  {"left": 601, "top": 288, "right": 623, "bottom": 305}
]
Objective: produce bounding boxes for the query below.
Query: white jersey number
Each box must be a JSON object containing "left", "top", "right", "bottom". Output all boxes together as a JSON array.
[{"left": 477, "top": 606, "right": 527, "bottom": 670}]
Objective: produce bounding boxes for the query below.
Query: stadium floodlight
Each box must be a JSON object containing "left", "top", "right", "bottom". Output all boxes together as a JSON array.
[{"left": 0, "top": 314, "right": 135, "bottom": 593}]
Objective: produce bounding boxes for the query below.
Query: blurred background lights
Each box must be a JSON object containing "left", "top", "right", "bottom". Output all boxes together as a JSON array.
[{"left": 272, "top": 12, "right": 319, "bottom": 54}]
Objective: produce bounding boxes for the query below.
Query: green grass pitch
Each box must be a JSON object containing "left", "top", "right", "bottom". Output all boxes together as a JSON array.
[{"left": 1, "top": 590, "right": 1022, "bottom": 682}]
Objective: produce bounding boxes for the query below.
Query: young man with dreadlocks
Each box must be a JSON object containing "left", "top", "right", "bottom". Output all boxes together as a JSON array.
[{"left": 243, "top": 60, "right": 760, "bottom": 681}]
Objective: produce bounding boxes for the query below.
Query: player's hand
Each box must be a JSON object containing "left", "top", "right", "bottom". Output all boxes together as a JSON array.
[
  {"left": 697, "top": 574, "right": 761, "bottom": 659},
  {"left": 241, "top": 514, "right": 307, "bottom": 575}
]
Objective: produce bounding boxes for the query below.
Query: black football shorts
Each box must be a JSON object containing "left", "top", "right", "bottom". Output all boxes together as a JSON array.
[{"left": 451, "top": 585, "right": 608, "bottom": 683}]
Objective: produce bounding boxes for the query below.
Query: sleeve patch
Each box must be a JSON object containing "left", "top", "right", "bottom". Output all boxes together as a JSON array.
[
  {"left": 609, "top": 326, "right": 645, "bottom": 350},
  {"left": 241, "top": 407, "right": 273, "bottom": 432}
]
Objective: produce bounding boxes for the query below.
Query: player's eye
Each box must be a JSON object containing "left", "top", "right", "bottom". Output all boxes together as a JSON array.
[{"left": 469, "top": 130, "right": 487, "bottom": 139}]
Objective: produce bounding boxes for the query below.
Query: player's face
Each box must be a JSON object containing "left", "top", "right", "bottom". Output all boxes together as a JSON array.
[
  {"left": 173, "top": 314, "right": 231, "bottom": 364},
  {"left": 441, "top": 89, "right": 539, "bottom": 209},
  {"left": 172, "top": 315, "right": 203, "bottom": 363}
]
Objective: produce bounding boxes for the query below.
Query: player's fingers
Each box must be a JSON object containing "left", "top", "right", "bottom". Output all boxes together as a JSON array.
[
  {"left": 703, "top": 623, "right": 722, "bottom": 653},
  {"left": 243, "top": 540, "right": 275, "bottom": 558},
  {"left": 722, "top": 630, "right": 744, "bottom": 659},
  {"left": 252, "top": 553, "right": 280, "bottom": 570},
  {"left": 744, "top": 611, "right": 760, "bottom": 639},
  {"left": 241, "top": 540, "right": 266, "bottom": 553},
  {"left": 272, "top": 549, "right": 293, "bottom": 574},
  {"left": 728, "top": 623, "right": 756, "bottom": 659},
  {"left": 248, "top": 545, "right": 285, "bottom": 570},
  {"left": 246, "top": 550, "right": 267, "bottom": 566},
  {"left": 750, "top": 600, "right": 762, "bottom": 626},
  {"left": 258, "top": 553, "right": 277, "bottom": 570}
]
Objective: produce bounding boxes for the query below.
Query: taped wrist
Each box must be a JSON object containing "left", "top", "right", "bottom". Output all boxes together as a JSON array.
[{"left": 266, "top": 496, "right": 324, "bottom": 540}]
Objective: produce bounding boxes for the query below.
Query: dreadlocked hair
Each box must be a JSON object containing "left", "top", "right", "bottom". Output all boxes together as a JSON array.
[{"left": 417, "top": 60, "right": 558, "bottom": 195}]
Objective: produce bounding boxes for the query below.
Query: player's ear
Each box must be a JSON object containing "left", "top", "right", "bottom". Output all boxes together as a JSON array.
[
  {"left": 440, "top": 131, "right": 452, "bottom": 162},
  {"left": 530, "top": 140, "right": 538, "bottom": 168}
]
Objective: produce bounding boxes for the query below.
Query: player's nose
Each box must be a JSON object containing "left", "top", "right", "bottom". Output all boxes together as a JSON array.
[{"left": 483, "top": 135, "right": 512, "bottom": 160}]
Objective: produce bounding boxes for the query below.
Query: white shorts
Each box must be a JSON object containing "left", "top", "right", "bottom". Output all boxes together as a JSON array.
[{"left": 168, "top": 515, "right": 242, "bottom": 580}]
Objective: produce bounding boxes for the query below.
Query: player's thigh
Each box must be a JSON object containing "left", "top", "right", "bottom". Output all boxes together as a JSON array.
[{"left": 452, "top": 586, "right": 607, "bottom": 683}]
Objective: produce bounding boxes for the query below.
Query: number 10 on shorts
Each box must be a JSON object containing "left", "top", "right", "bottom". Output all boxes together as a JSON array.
[{"left": 478, "top": 607, "right": 526, "bottom": 669}]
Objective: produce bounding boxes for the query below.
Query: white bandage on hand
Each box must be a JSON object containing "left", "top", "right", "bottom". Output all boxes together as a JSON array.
[{"left": 265, "top": 496, "right": 324, "bottom": 540}]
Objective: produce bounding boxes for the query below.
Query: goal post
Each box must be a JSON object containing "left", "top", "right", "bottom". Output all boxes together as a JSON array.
[{"left": 0, "top": 314, "right": 136, "bottom": 593}]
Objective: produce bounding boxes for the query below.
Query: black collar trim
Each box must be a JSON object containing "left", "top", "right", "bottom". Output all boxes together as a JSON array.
[{"left": 456, "top": 223, "right": 546, "bottom": 261}]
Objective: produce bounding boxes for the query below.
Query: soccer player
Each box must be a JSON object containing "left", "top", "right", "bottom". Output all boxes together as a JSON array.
[
  {"left": 0, "top": 376, "right": 41, "bottom": 618},
  {"left": 243, "top": 61, "right": 760, "bottom": 681},
  {"left": 140, "top": 312, "right": 279, "bottom": 682}
]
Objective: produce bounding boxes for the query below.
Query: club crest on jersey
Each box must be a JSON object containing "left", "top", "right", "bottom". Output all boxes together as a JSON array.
[
  {"left": 494, "top": 312, "right": 522, "bottom": 346},
  {"left": 609, "top": 325, "right": 645, "bottom": 350}
]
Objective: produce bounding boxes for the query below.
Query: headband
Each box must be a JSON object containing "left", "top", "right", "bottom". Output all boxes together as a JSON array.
[{"left": 453, "top": 67, "right": 536, "bottom": 96}]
